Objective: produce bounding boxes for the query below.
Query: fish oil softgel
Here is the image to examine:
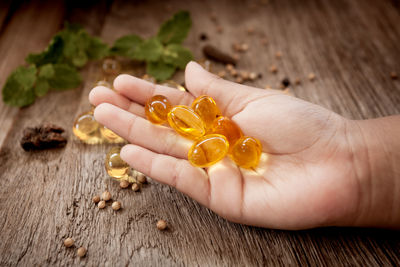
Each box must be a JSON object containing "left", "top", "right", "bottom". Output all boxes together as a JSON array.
[
  {"left": 188, "top": 134, "right": 229, "bottom": 167},
  {"left": 72, "top": 111, "right": 102, "bottom": 144},
  {"left": 230, "top": 136, "right": 262, "bottom": 169},
  {"left": 105, "top": 147, "right": 130, "bottom": 179},
  {"left": 167, "top": 105, "right": 205, "bottom": 139},
  {"left": 211, "top": 116, "right": 242, "bottom": 148},
  {"left": 145, "top": 95, "right": 172, "bottom": 124},
  {"left": 100, "top": 126, "right": 125, "bottom": 143},
  {"left": 191, "top": 95, "right": 221, "bottom": 132}
]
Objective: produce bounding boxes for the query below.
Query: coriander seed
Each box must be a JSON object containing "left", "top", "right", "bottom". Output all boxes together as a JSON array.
[
  {"left": 275, "top": 51, "right": 282, "bottom": 59},
  {"left": 63, "top": 238, "right": 74, "bottom": 248},
  {"left": 92, "top": 195, "right": 100, "bottom": 203},
  {"left": 120, "top": 180, "right": 130, "bottom": 189},
  {"left": 137, "top": 173, "right": 147, "bottom": 184},
  {"left": 102, "top": 191, "right": 112, "bottom": 201},
  {"left": 217, "top": 70, "right": 226, "bottom": 78},
  {"left": 390, "top": 71, "right": 398, "bottom": 80},
  {"left": 156, "top": 220, "right": 167, "bottom": 230},
  {"left": 112, "top": 201, "right": 121, "bottom": 211},
  {"left": 308, "top": 73, "right": 316, "bottom": 81},
  {"left": 77, "top": 247, "right": 87, "bottom": 257},
  {"left": 132, "top": 183, "right": 140, "bottom": 192},
  {"left": 249, "top": 72, "right": 257, "bottom": 80},
  {"left": 269, "top": 65, "right": 278, "bottom": 74},
  {"left": 98, "top": 200, "right": 106, "bottom": 209}
]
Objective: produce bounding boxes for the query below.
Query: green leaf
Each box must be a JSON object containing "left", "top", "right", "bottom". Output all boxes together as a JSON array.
[
  {"left": 34, "top": 78, "right": 50, "bottom": 97},
  {"left": 2, "top": 65, "right": 37, "bottom": 107},
  {"left": 110, "top": 35, "right": 143, "bottom": 58},
  {"left": 157, "top": 11, "right": 191, "bottom": 45},
  {"left": 38, "top": 64, "right": 55, "bottom": 79},
  {"left": 48, "top": 64, "right": 82, "bottom": 90},
  {"left": 134, "top": 38, "right": 163, "bottom": 62},
  {"left": 146, "top": 60, "right": 175, "bottom": 81},
  {"left": 25, "top": 35, "right": 64, "bottom": 66},
  {"left": 162, "top": 44, "right": 193, "bottom": 69},
  {"left": 87, "top": 36, "right": 109, "bottom": 59}
]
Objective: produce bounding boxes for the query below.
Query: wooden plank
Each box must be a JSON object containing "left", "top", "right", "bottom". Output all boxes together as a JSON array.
[{"left": 0, "top": 0, "right": 399, "bottom": 266}]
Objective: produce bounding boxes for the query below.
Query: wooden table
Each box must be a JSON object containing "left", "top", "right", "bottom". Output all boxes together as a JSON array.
[{"left": 0, "top": 0, "right": 399, "bottom": 265}]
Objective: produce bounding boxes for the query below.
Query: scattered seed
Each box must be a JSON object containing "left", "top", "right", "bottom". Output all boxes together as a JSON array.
[
  {"left": 308, "top": 73, "right": 316, "bottom": 81},
  {"left": 230, "top": 69, "right": 238, "bottom": 77},
  {"left": 261, "top": 38, "right": 268, "bottom": 46},
  {"left": 240, "top": 71, "right": 250, "bottom": 80},
  {"left": 120, "top": 180, "right": 130, "bottom": 189},
  {"left": 275, "top": 51, "right": 282, "bottom": 59},
  {"left": 241, "top": 43, "right": 249, "bottom": 52},
  {"left": 98, "top": 200, "right": 106, "bottom": 209},
  {"left": 157, "top": 220, "right": 167, "bottom": 230},
  {"left": 64, "top": 238, "right": 74, "bottom": 248},
  {"left": 226, "top": 64, "right": 234, "bottom": 71},
  {"left": 92, "top": 195, "right": 100, "bottom": 203},
  {"left": 203, "top": 45, "right": 237, "bottom": 65},
  {"left": 199, "top": 33, "right": 208, "bottom": 41},
  {"left": 249, "top": 72, "right": 257, "bottom": 80},
  {"left": 232, "top": 54, "right": 240, "bottom": 61},
  {"left": 235, "top": 77, "right": 243, "bottom": 83},
  {"left": 77, "top": 247, "right": 87, "bottom": 258},
  {"left": 137, "top": 173, "right": 147, "bottom": 184},
  {"left": 132, "top": 183, "right": 140, "bottom": 192},
  {"left": 269, "top": 65, "right": 278, "bottom": 74},
  {"left": 247, "top": 26, "right": 255, "bottom": 35},
  {"left": 390, "top": 71, "right": 398, "bottom": 80},
  {"left": 294, "top": 77, "right": 301, "bottom": 85},
  {"left": 281, "top": 78, "right": 290, "bottom": 88},
  {"left": 217, "top": 70, "right": 227, "bottom": 78},
  {"left": 112, "top": 201, "right": 121, "bottom": 211},
  {"left": 264, "top": 85, "right": 272, "bottom": 89},
  {"left": 216, "top": 25, "right": 223, "bottom": 33},
  {"left": 102, "top": 191, "right": 111, "bottom": 201}
]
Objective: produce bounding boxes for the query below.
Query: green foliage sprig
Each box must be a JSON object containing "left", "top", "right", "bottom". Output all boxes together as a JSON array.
[{"left": 2, "top": 11, "right": 193, "bottom": 107}]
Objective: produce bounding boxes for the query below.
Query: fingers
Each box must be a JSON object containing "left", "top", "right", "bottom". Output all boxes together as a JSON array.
[
  {"left": 184, "top": 61, "right": 282, "bottom": 117},
  {"left": 113, "top": 74, "right": 195, "bottom": 106},
  {"left": 89, "top": 86, "right": 145, "bottom": 117},
  {"left": 120, "top": 144, "right": 210, "bottom": 206},
  {"left": 94, "top": 103, "right": 192, "bottom": 159}
]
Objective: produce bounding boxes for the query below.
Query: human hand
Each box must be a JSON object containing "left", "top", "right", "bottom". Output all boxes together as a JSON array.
[{"left": 89, "top": 61, "right": 388, "bottom": 230}]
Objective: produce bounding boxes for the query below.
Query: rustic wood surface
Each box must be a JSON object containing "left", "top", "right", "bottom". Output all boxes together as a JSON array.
[{"left": 0, "top": 0, "right": 399, "bottom": 266}]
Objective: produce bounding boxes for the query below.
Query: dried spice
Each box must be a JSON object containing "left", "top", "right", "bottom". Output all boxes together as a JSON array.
[
  {"left": 64, "top": 238, "right": 74, "bottom": 248},
  {"left": 112, "top": 201, "right": 121, "bottom": 211},
  {"left": 308, "top": 73, "right": 316, "bottom": 81},
  {"left": 203, "top": 45, "right": 237, "bottom": 65},
  {"left": 390, "top": 72, "right": 398, "bottom": 80},
  {"left": 21, "top": 123, "right": 67, "bottom": 151},
  {"left": 156, "top": 220, "right": 167, "bottom": 230},
  {"left": 199, "top": 33, "right": 208, "bottom": 41},
  {"left": 77, "top": 247, "right": 87, "bottom": 257},
  {"left": 281, "top": 78, "right": 290, "bottom": 88}
]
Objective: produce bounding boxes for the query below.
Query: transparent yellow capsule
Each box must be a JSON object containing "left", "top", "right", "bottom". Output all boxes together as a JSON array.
[
  {"left": 161, "top": 80, "right": 187, "bottom": 92},
  {"left": 145, "top": 95, "right": 172, "bottom": 124},
  {"left": 100, "top": 126, "right": 125, "bottom": 143},
  {"left": 188, "top": 134, "right": 229, "bottom": 167},
  {"left": 230, "top": 136, "right": 262, "bottom": 169},
  {"left": 191, "top": 95, "right": 221, "bottom": 132},
  {"left": 105, "top": 147, "right": 130, "bottom": 179},
  {"left": 72, "top": 111, "right": 102, "bottom": 144},
  {"left": 102, "top": 58, "right": 121, "bottom": 75},
  {"left": 167, "top": 105, "right": 205, "bottom": 140},
  {"left": 211, "top": 116, "right": 242, "bottom": 148}
]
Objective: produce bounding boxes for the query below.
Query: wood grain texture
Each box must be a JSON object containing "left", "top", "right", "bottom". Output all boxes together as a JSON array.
[{"left": 0, "top": 0, "right": 399, "bottom": 266}]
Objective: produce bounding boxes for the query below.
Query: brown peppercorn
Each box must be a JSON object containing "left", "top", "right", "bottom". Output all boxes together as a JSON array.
[
  {"left": 235, "top": 77, "right": 243, "bottom": 83},
  {"left": 98, "top": 200, "right": 106, "bottom": 209},
  {"left": 240, "top": 71, "right": 250, "bottom": 80},
  {"left": 308, "top": 73, "right": 316, "bottom": 81},
  {"left": 156, "top": 220, "right": 167, "bottom": 230},
  {"left": 294, "top": 77, "right": 301, "bottom": 85},
  {"left": 137, "top": 173, "right": 147, "bottom": 184},
  {"left": 226, "top": 64, "right": 234, "bottom": 71},
  {"left": 120, "top": 180, "right": 130, "bottom": 189},
  {"left": 217, "top": 70, "right": 226, "bottom": 78},
  {"left": 390, "top": 71, "right": 398, "bottom": 80},
  {"left": 132, "top": 183, "right": 140, "bottom": 192},
  {"left": 275, "top": 51, "right": 282, "bottom": 59},
  {"left": 63, "top": 238, "right": 74, "bottom": 248},
  {"left": 112, "top": 201, "right": 121, "bottom": 211},
  {"left": 230, "top": 69, "right": 238, "bottom": 77},
  {"left": 102, "top": 191, "right": 111, "bottom": 201},
  {"left": 269, "top": 65, "right": 278, "bottom": 74},
  {"left": 92, "top": 195, "right": 100, "bottom": 203},
  {"left": 77, "top": 247, "right": 87, "bottom": 257}
]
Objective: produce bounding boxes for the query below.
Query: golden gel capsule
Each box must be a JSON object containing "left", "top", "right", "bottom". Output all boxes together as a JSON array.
[
  {"left": 167, "top": 105, "right": 205, "bottom": 139},
  {"left": 188, "top": 134, "right": 229, "bottom": 167},
  {"left": 211, "top": 116, "right": 242, "bottom": 147},
  {"left": 230, "top": 136, "right": 262, "bottom": 169},
  {"left": 100, "top": 126, "right": 125, "bottom": 143},
  {"left": 105, "top": 147, "right": 130, "bottom": 179},
  {"left": 145, "top": 95, "right": 172, "bottom": 124},
  {"left": 191, "top": 95, "right": 221, "bottom": 132},
  {"left": 72, "top": 111, "right": 102, "bottom": 144}
]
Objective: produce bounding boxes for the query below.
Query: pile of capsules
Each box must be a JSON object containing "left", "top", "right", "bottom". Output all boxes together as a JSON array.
[{"left": 145, "top": 95, "right": 262, "bottom": 169}]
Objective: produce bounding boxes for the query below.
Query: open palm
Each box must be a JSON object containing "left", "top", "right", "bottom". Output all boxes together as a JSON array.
[{"left": 90, "top": 62, "right": 360, "bottom": 230}]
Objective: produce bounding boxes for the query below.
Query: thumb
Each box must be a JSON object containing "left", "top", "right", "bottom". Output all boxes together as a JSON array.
[{"left": 184, "top": 61, "right": 279, "bottom": 116}]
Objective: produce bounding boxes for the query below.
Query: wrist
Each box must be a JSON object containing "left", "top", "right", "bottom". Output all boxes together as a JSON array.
[{"left": 346, "top": 117, "right": 400, "bottom": 228}]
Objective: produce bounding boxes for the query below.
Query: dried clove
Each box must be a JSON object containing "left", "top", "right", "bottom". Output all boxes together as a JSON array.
[{"left": 21, "top": 124, "right": 67, "bottom": 151}]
